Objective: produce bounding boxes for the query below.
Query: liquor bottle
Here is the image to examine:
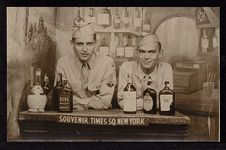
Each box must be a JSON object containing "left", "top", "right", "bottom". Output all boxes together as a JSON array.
[
  {"left": 42, "top": 74, "right": 53, "bottom": 111},
  {"left": 143, "top": 76, "right": 157, "bottom": 114},
  {"left": 99, "top": 37, "right": 109, "bottom": 56},
  {"left": 35, "top": 66, "right": 42, "bottom": 86},
  {"left": 124, "top": 35, "right": 134, "bottom": 58},
  {"left": 53, "top": 73, "right": 63, "bottom": 111},
  {"left": 113, "top": 8, "right": 121, "bottom": 29},
  {"left": 159, "top": 81, "right": 175, "bottom": 115},
  {"left": 142, "top": 8, "right": 151, "bottom": 33},
  {"left": 121, "top": 7, "right": 130, "bottom": 29},
  {"left": 123, "top": 74, "right": 137, "bottom": 114},
  {"left": 134, "top": 7, "right": 142, "bottom": 32},
  {"left": 116, "top": 33, "right": 125, "bottom": 57},
  {"left": 58, "top": 80, "right": 73, "bottom": 113},
  {"left": 97, "top": 7, "right": 112, "bottom": 28},
  {"left": 201, "top": 29, "right": 209, "bottom": 52},
  {"left": 212, "top": 28, "right": 218, "bottom": 49},
  {"left": 87, "top": 7, "right": 96, "bottom": 23}
]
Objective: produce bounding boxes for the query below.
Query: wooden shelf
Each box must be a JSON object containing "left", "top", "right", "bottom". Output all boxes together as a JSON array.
[{"left": 94, "top": 28, "right": 142, "bottom": 36}]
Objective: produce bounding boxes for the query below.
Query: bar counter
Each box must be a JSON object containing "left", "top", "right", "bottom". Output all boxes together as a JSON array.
[{"left": 18, "top": 110, "right": 190, "bottom": 141}]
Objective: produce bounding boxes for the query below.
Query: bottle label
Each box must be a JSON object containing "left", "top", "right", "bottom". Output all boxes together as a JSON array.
[
  {"left": 114, "top": 18, "right": 121, "bottom": 24},
  {"left": 125, "top": 47, "right": 134, "bottom": 58},
  {"left": 201, "top": 38, "right": 209, "bottom": 49},
  {"left": 123, "top": 91, "right": 136, "bottom": 112},
  {"left": 134, "top": 18, "right": 142, "bottom": 27},
  {"left": 88, "top": 16, "right": 96, "bottom": 23},
  {"left": 143, "top": 93, "right": 153, "bottom": 111},
  {"left": 59, "top": 96, "right": 70, "bottom": 111},
  {"left": 97, "top": 14, "right": 110, "bottom": 25},
  {"left": 212, "top": 37, "right": 218, "bottom": 48},
  {"left": 116, "top": 47, "right": 124, "bottom": 57},
  {"left": 143, "top": 24, "right": 151, "bottom": 32},
  {"left": 100, "top": 46, "right": 109, "bottom": 56},
  {"left": 160, "top": 95, "right": 173, "bottom": 111}
]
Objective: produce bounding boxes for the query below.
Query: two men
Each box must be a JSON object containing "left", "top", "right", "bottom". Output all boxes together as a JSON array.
[{"left": 55, "top": 22, "right": 173, "bottom": 110}]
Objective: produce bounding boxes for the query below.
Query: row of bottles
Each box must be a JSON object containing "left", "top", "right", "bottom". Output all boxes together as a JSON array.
[
  {"left": 29, "top": 66, "right": 73, "bottom": 113},
  {"left": 75, "top": 7, "right": 151, "bottom": 33},
  {"left": 123, "top": 74, "right": 175, "bottom": 116},
  {"left": 201, "top": 28, "right": 219, "bottom": 52},
  {"left": 99, "top": 33, "right": 137, "bottom": 58}
]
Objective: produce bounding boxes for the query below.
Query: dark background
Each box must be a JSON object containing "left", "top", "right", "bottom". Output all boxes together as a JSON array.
[{"left": 1, "top": 0, "right": 226, "bottom": 149}]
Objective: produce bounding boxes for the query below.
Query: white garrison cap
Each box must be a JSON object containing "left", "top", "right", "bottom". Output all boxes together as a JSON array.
[
  {"left": 137, "top": 34, "right": 160, "bottom": 48},
  {"left": 72, "top": 21, "right": 95, "bottom": 39}
]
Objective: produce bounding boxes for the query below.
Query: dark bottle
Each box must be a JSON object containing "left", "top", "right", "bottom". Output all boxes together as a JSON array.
[
  {"left": 143, "top": 76, "right": 157, "bottom": 114},
  {"left": 53, "top": 73, "right": 63, "bottom": 111},
  {"left": 58, "top": 80, "right": 73, "bottom": 113},
  {"left": 123, "top": 74, "right": 137, "bottom": 114},
  {"left": 42, "top": 74, "right": 53, "bottom": 111},
  {"left": 159, "top": 81, "right": 175, "bottom": 115}
]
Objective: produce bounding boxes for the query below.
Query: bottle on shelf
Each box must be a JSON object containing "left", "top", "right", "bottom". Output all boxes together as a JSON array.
[
  {"left": 58, "top": 80, "right": 73, "bottom": 113},
  {"left": 53, "top": 73, "right": 63, "bottom": 111},
  {"left": 97, "top": 7, "right": 112, "bottom": 28},
  {"left": 99, "top": 37, "right": 109, "bottom": 56},
  {"left": 116, "top": 33, "right": 125, "bottom": 57},
  {"left": 121, "top": 7, "right": 130, "bottom": 29},
  {"left": 35, "top": 66, "right": 42, "bottom": 86},
  {"left": 212, "top": 28, "right": 218, "bottom": 49},
  {"left": 159, "top": 81, "right": 175, "bottom": 116},
  {"left": 74, "top": 7, "right": 85, "bottom": 26},
  {"left": 133, "top": 7, "right": 142, "bottom": 32},
  {"left": 123, "top": 73, "right": 137, "bottom": 114},
  {"left": 142, "top": 8, "right": 151, "bottom": 33},
  {"left": 201, "top": 29, "right": 209, "bottom": 52},
  {"left": 143, "top": 76, "right": 157, "bottom": 114},
  {"left": 113, "top": 7, "right": 121, "bottom": 29},
  {"left": 42, "top": 74, "right": 53, "bottom": 111},
  {"left": 124, "top": 35, "right": 135, "bottom": 58},
  {"left": 87, "top": 7, "right": 96, "bottom": 24}
]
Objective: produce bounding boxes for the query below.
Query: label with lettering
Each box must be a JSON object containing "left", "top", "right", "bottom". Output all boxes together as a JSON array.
[
  {"left": 100, "top": 47, "right": 109, "bottom": 56},
  {"left": 143, "top": 93, "right": 153, "bottom": 111},
  {"left": 160, "top": 95, "right": 173, "bottom": 111},
  {"left": 59, "top": 96, "right": 70, "bottom": 111},
  {"left": 124, "top": 47, "right": 134, "bottom": 58},
  {"left": 123, "top": 91, "right": 136, "bottom": 112}
]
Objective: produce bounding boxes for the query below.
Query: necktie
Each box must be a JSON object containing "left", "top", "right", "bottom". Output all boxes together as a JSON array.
[{"left": 81, "top": 63, "right": 89, "bottom": 98}]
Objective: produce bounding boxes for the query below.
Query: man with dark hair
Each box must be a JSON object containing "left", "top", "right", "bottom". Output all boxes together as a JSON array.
[
  {"left": 117, "top": 34, "right": 173, "bottom": 110},
  {"left": 55, "top": 22, "right": 116, "bottom": 110}
]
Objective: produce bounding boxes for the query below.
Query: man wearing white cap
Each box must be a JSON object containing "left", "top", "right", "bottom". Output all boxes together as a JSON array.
[
  {"left": 117, "top": 34, "right": 173, "bottom": 110},
  {"left": 55, "top": 22, "right": 116, "bottom": 110}
]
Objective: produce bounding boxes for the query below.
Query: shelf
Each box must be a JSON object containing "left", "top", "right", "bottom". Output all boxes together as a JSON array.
[{"left": 94, "top": 28, "right": 142, "bottom": 36}]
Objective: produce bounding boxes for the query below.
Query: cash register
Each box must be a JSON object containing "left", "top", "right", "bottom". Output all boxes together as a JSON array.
[{"left": 173, "top": 59, "right": 207, "bottom": 94}]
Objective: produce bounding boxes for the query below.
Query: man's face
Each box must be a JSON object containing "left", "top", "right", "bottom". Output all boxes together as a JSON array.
[
  {"left": 72, "top": 35, "right": 96, "bottom": 62},
  {"left": 137, "top": 42, "right": 160, "bottom": 71}
]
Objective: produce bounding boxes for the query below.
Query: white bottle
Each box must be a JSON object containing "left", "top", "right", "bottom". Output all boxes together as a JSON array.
[
  {"left": 201, "top": 29, "right": 209, "bottom": 52},
  {"left": 212, "top": 28, "right": 218, "bottom": 49}
]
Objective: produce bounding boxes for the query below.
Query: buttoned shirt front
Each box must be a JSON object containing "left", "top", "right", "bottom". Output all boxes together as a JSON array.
[
  {"left": 117, "top": 61, "right": 173, "bottom": 110},
  {"left": 55, "top": 52, "right": 116, "bottom": 109}
]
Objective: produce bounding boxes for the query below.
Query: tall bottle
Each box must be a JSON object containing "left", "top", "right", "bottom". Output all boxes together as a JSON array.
[
  {"left": 142, "top": 8, "right": 151, "bottom": 33},
  {"left": 134, "top": 7, "right": 142, "bottom": 32},
  {"left": 87, "top": 7, "right": 96, "bottom": 23},
  {"left": 121, "top": 7, "right": 130, "bottom": 29},
  {"left": 35, "top": 67, "right": 42, "bottom": 86},
  {"left": 123, "top": 74, "right": 137, "bottom": 114},
  {"left": 53, "top": 73, "right": 63, "bottom": 111},
  {"left": 159, "top": 81, "right": 175, "bottom": 115},
  {"left": 99, "top": 37, "right": 109, "bottom": 56},
  {"left": 58, "top": 80, "right": 73, "bottom": 113},
  {"left": 97, "top": 7, "right": 112, "bottom": 28},
  {"left": 124, "top": 35, "right": 134, "bottom": 58},
  {"left": 212, "top": 28, "right": 218, "bottom": 49},
  {"left": 113, "top": 7, "right": 121, "bottom": 29},
  {"left": 42, "top": 74, "right": 53, "bottom": 111},
  {"left": 201, "top": 29, "right": 209, "bottom": 52},
  {"left": 143, "top": 76, "right": 157, "bottom": 114},
  {"left": 116, "top": 33, "right": 125, "bottom": 57}
]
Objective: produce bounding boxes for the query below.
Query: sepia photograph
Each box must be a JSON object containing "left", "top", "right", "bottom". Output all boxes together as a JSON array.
[{"left": 7, "top": 7, "right": 220, "bottom": 142}]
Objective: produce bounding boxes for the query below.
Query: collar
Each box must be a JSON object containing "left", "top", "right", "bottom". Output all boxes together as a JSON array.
[
  {"left": 73, "top": 51, "right": 97, "bottom": 70},
  {"left": 134, "top": 61, "right": 159, "bottom": 81}
]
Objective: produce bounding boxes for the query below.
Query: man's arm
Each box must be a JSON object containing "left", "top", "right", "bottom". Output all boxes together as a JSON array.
[
  {"left": 117, "top": 62, "right": 143, "bottom": 110},
  {"left": 75, "top": 60, "right": 116, "bottom": 110}
]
